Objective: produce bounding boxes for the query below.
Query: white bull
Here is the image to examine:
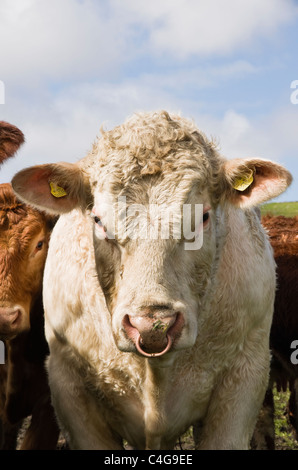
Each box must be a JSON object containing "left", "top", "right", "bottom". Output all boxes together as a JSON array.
[{"left": 11, "top": 111, "right": 292, "bottom": 450}]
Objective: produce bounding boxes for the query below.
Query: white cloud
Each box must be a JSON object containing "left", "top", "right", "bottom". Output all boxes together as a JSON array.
[
  {"left": 1, "top": 76, "right": 296, "bottom": 177},
  {"left": 216, "top": 107, "right": 298, "bottom": 162},
  {"left": 1, "top": 80, "right": 297, "bottom": 204},
  {"left": 114, "top": 0, "right": 298, "bottom": 57},
  {"left": 1, "top": 0, "right": 297, "bottom": 89},
  {"left": 0, "top": 0, "right": 127, "bottom": 84},
  {"left": 218, "top": 110, "right": 253, "bottom": 154},
  {"left": 0, "top": 79, "right": 183, "bottom": 183}
]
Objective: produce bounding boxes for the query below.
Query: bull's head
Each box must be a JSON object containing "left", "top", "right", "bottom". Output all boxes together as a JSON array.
[{"left": 11, "top": 112, "right": 292, "bottom": 356}]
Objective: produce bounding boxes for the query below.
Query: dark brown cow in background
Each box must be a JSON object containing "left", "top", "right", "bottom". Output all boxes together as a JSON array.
[
  {"left": 0, "top": 122, "right": 59, "bottom": 449},
  {"left": 0, "top": 121, "right": 24, "bottom": 165},
  {"left": 252, "top": 215, "right": 298, "bottom": 449},
  {"left": 0, "top": 183, "right": 60, "bottom": 449},
  {"left": 0, "top": 182, "right": 60, "bottom": 449},
  {"left": 0, "top": 120, "right": 24, "bottom": 448}
]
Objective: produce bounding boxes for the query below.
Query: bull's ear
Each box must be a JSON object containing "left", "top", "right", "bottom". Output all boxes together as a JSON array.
[
  {"left": 222, "top": 158, "right": 292, "bottom": 208},
  {"left": 0, "top": 121, "right": 25, "bottom": 163},
  {"left": 11, "top": 162, "right": 92, "bottom": 215}
]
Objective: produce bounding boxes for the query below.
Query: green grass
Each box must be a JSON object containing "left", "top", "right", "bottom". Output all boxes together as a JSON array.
[
  {"left": 260, "top": 201, "right": 298, "bottom": 217},
  {"left": 274, "top": 388, "right": 298, "bottom": 450}
]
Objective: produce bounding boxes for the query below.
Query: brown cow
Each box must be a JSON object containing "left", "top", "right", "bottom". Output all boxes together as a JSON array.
[
  {"left": 252, "top": 215, "right": 298, "bottom": 449},
  {"left": 0, "top": 121, "right": 24, "bottom": 165},
  {"left": 0, "top": 183, "right": 60, "bottom": 449}
]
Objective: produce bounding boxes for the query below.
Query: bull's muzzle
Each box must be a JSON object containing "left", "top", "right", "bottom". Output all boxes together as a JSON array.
[
  {"left": 122, "top": 312, "right": 184, "bottom": 357},
  {"left": 0, "top": 306, "right": 25, "bottom": 339}
]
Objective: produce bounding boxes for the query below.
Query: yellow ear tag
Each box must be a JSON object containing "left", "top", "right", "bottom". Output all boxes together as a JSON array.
[
  {"left": 49, "top": 181, "right": 67, "bottom": 198},
  {"left": 232, "top": 170, "right": 254, "bottom": 192}
]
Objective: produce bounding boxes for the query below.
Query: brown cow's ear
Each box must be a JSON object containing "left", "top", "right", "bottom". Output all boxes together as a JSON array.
[
  {"left": 0, "top": 121, "right": 25, "bottom": 163},
  {"left": 221, "top": 158, "right": 292, "bottom": 208},
  {"left": 11, "top": 162, "right": 92, "bottom": 215}
]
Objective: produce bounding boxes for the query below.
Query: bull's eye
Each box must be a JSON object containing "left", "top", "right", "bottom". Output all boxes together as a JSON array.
[
  {"left": 203, "top": 212, "right": 210, "bottom": 224},
  {"left": 93, "top": 214, "right": 108, "bottom": 239},
  {"left": 36, "top": 240, "right": 44, "bottom": 250},
  {"left": 94, "top": 216, "right": 102, "bottom": 227}
]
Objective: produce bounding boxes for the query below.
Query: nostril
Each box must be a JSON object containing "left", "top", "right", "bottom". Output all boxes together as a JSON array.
[
  {"left": 122, "top": 315, "right": 140, "bottom": 344},
  {"left": 11, "top": 309, "right": 21, "bottom": 324},
  {"left": 167, "top": 312, "right": 184, "bottom": 339},
  {"left": 0, "top": 307, "right": 21, "bottom": 324}
]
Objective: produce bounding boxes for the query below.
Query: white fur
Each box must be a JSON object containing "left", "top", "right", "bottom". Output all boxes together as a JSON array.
[{"left": 43, "top": 205, "right": 276, "bottom": 449}]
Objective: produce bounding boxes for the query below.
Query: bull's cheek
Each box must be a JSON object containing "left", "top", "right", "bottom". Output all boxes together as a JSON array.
[
  {"left": 95, "top": 268, "right": 116, "bottom": 303},
  {"left": 94, "top": 251, "right": 121, "bottom": 304},
  {"left": 174, "top": 320, "right": 198, "bottom": 350},
  {"left": 112, "top": 329, "right": 136, "bottom": 353}
]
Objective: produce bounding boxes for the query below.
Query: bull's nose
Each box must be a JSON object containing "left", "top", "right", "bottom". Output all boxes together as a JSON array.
[
  {"left": 0, "top": 307, "right": 21, "bottom": 325},
  {"left": 123, "top": 312, "right": 184, "bottom": 357},
  {"left": 0, "top": 306, "right": 24, "bottom": 339}
]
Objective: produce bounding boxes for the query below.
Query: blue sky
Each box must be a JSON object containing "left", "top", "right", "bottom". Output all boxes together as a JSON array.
[{"left": 0, "top": 0, "right": 298, "bottom": 202}]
